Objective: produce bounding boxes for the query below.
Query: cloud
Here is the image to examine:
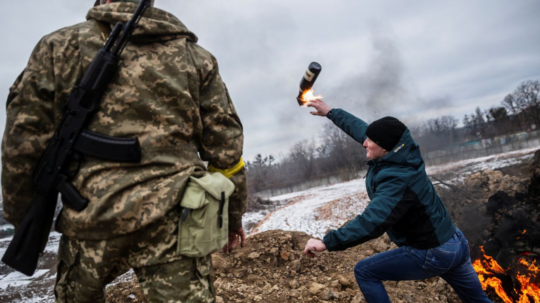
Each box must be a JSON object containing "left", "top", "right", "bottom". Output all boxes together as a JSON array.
[{"left": 1, "top": 0, "right": 539, "bottom": 163}]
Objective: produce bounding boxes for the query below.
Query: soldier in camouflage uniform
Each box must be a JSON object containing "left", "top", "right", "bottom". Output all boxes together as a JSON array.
[{"left": 1, "top": 0, "right": 247, "bottom": 302}]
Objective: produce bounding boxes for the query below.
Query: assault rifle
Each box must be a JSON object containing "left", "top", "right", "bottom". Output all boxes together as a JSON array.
[{"left": 2, "top": 0, "right": 151, "bottom": 276}]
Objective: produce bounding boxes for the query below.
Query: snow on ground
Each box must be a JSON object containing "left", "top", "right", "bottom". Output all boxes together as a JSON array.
[
  {"left": 0, "top": 270, "right": 49, "bottom": 290},
  {"left": 0, "top": 225, "right": 13, "bottom": 231},
  {"left": 251, "top": 179, "right": 369, "bottom": 239},
  {"left": 426, "top": 146, "right": 538, "bottom": 183},
  {"left": 0, "top": 232, "right": 61, "bottom": 302},
  {"left": 247, "top": 146, "right": 539, "bottom": 239}
]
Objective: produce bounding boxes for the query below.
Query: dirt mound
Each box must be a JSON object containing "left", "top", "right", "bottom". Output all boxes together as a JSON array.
[
  {"left": 464, "top": 169, "right": 527, "bottom": 200},
  {"left": 212, "top": 230, "right": 461, "bottom": 303},
  {"left": 107, "top": 230, "right": 461, "bottom": 303}
]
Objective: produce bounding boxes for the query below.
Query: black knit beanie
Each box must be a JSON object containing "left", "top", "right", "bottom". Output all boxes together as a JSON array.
[{"left": 365, "top": 117, "right": 407, "bottom": 151}]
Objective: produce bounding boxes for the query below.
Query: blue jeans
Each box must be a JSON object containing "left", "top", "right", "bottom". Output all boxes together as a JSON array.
[{"left": 354, "top": 229, "right": 492, "bottom": 303}]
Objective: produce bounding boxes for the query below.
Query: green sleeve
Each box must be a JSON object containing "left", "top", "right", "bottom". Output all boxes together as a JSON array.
[
  {"left": 327, "top": 108, "right": 369, "bottom": 144},
  {"left": 323, "top": 175, "right": 412, "bottom": 251},
  {"left": 1, "top": 38, "right": 56, "bottom": 227},
  {"left": 196, "top": 54, "right": 246, "bottom": 231}
]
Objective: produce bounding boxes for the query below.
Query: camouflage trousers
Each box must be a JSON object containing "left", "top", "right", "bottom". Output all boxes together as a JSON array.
[{"left": 54, "top": 207, "right": 215, "bottom": 303}]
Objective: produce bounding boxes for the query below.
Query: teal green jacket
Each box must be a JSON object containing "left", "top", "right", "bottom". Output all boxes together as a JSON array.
[{"left": 322, "top": 109, "right": 456, "bottom": 251}]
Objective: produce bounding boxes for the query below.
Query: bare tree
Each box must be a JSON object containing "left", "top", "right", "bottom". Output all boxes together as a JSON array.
[
  {"left": 513, "top": 80, "right": 540, "bottom": 129},
  {"left": 502, "top": 94, "right": 518, "bottom": 115},
  {"left": 418, "top": 116, "right": 459, "bottom": 151},
  {"left": 289, "top": 139, "right": 317, "bottom": 180}
]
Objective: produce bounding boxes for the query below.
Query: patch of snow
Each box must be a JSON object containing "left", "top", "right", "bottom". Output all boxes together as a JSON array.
[
  {"left": 251, "top": 179, "right": 369, "bottom": 238},
  {"left": 427, "top": 147, "right": 538, "bottom": 183},
  {"left": 0, "top": 224, "right": 14, "bottom": 231},
  {"left": 107, "top": 269, "right": 135, "bottom": 287},
  {"left": 0, "top": 269, "right": 48, "bottom": 290},
  {"left": 0, "top": 231, "right": 60, "bottom": 302}
]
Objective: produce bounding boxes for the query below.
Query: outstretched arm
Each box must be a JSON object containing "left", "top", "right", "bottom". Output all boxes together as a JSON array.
[{"left": 307, "top": 99, "right": 368, "bottom": 144}]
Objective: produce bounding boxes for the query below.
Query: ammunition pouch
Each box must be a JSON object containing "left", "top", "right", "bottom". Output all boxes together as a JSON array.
[{"left": 177, "top": 172, "right": 235, "bottom": 257}]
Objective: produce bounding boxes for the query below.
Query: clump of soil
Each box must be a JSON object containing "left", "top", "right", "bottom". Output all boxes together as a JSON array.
[
  {"left": 464, "top": 170, "right": 527, "bottom": 200},
  {"left": 107, "top": 231, "right": 461, "bottom": 303},
  {"left": 436, "top": 162, "right": 532, "bottom": 247}
]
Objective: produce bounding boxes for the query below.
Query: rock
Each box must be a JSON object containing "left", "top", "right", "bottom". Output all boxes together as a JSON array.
[
  {"left": 351, "top": 293, "right": 365, "bottom": 303},
  {"left": 291, "top": 260, "right": 301, "bottom": 272},
  {"left": 309, "top": 282, "right": 325, "bottom": 295},
  {"left": 338, "top": 275, "right": 352, "bottom": 287},
  {"left": 248, "top": 252, "right": 261, "bottom": 259},
  {"left": 330, "top": 280, "right": 342, "bottom": 290},
  {"left": 320, "top": 289, "right": 340, "bottom": 300}
]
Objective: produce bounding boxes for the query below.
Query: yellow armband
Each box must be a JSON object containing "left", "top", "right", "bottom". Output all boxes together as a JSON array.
[{"left": 208, "top": 157, "right": 245, "bottom": 179}]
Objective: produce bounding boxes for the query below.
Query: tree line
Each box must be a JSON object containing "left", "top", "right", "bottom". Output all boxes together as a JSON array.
[
  {"left": 246, "top": 122, "right": 368, "bottom": 193},
  {"left": 246, "top": 79, "right": 540, "bottom": 194}
]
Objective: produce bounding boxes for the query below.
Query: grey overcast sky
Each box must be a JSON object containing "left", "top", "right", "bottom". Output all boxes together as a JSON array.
[{"left": 0, "top": 0, "right": 539, "bottom": 162}]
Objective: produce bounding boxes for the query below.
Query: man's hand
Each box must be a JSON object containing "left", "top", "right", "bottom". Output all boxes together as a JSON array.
[
  {"left": 222, "top": 227, "right": 246, "bottom": 253},
  {"left": 307, "top": 99, "right": 331, "bottom": 116},
  {"left": 303, "top": 238, "right": 327, "bottom": 258}
]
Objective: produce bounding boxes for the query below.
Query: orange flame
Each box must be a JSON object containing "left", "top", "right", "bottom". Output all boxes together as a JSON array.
[
  {"left": 516, "top": 275, "right": 540, "bottom": 303},
  {"left": 300, "top": 89, "right": 322, "bottom": 106},
  {"left": 473, "top": 246, "right": 540, "bottom": 302},
  {"left": 520, "top": 259, "right": 540, "bottom": 275},
  {"left": 474, "top": 259, "right": 514, "bottom": 303}
]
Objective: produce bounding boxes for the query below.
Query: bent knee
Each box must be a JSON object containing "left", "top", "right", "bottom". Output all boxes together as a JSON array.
[{"left": 354, "top": 260, "right": 374, "bottom": 281}]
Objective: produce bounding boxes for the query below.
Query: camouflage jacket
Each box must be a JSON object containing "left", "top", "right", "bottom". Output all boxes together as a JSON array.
[{"left": 1, "top": 3, "right": 247, "bottom": 239}]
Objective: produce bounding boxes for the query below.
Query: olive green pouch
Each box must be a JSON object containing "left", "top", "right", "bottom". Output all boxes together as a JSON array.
[{"left": 177, "top": 172, "right": 235, "bottom": 257}]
